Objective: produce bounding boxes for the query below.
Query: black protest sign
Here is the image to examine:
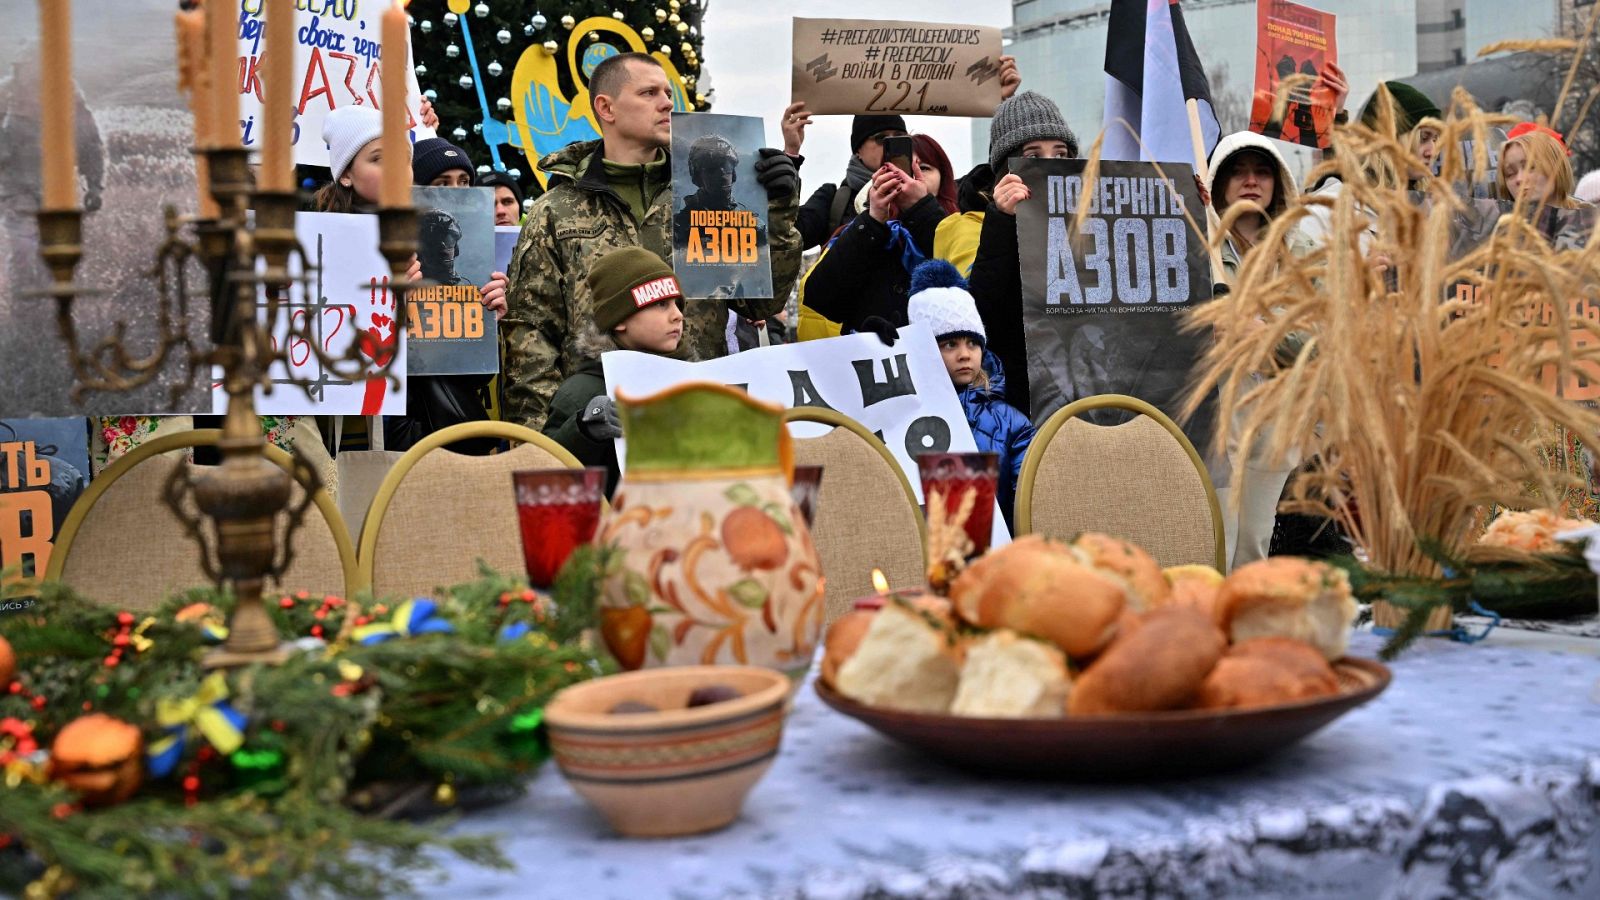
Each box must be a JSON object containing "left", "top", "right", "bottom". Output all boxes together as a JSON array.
[
  {"left": 1, "top": 417, "right": 89, "bottom": 595},
  {"left": 671, "top": 113, "right": 773, "bottom": 300},
  {"left": 1014, "top": 157, "right": 1216, "bottom": 447},
  {"left": 407, "top": 185, "right": 499, "bottom": 376}
]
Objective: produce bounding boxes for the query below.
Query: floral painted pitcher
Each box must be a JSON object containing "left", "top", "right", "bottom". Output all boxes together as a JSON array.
[{"left": 596, "top": 383, "right": 824, "bottom": 677}]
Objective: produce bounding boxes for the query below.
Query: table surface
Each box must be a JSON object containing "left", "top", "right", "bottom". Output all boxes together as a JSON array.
[{"left": 433, "top": 630, "right": 1600, "bottom": 900}]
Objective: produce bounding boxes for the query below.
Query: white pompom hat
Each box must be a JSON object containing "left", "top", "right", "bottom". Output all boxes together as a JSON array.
[
  {"left": 907, "top": 259, "right": 986, "bottom": 344},
  {"left": 322, "top": 105, "right": 384, "bottom": 180}
]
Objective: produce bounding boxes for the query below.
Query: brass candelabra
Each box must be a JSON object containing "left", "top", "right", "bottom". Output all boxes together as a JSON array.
[{"left": 35, "top": 147, "right": 418, "bottom": 667}]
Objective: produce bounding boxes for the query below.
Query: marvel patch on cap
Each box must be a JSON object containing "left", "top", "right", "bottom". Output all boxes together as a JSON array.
[{"left": 630, "top": 275, "right": 682, "bottom": 308}]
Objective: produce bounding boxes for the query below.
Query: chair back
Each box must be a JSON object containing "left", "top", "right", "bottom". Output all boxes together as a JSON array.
[
  {"left": 47, "top": 430, "right": 357, "bottom": 610},
  {"left": 784, "top": 408, "right": 925, "bottom": 624},
  {"left": 1016, "top": 395, "right": 1224, "bottom": 569},
  {"left": 359, "top": 421, "right": 581, "bottom": 600}
]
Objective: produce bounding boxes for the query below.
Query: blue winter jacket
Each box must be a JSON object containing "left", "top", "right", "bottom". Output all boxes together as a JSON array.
[{"left": 959, "top": 351, "right": 1035, "bottom": 527}]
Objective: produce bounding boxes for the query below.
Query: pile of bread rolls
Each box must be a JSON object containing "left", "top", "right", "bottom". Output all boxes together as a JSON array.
[{"left": 823, "top": 535, "right": 1359, "bottom": 718}]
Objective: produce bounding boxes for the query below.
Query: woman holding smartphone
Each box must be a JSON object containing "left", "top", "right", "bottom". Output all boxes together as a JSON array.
[{"left": 797, "top": 133, "right": 959, "bottom": 337}]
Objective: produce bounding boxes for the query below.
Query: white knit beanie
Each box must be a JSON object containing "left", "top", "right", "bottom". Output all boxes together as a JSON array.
[
  {"left": 907, "top": 260, "right": 986, "bottom": 344},
  {"left": 322, "top": 106, "right": 384, "bottom": 180}
]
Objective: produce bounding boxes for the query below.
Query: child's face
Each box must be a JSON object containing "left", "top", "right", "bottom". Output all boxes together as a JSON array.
[
  {"left": 615, "top": 299, "right": 684, "bottom": 353},
  {"left": 342, "top": 139, "right": 388, "bottom": 205},
  {"left": 939, "top": 336, "right": 982, "bottom": 387}
]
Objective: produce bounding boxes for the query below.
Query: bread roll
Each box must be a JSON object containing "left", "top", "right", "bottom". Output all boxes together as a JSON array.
[
  {"left": 821, "top": 610, "right": 876, "bottom": 688},
  {"left": 1072, "top": 533, "right": 1170, "bottom": 611},
  {"left": 1067, "top": 607, "right": 1226, "bottom": 714},
  {"left": 949, "top": 535, "right": 1127, "bottom": 658},
  {"left": 834, "top": 602, "right": 960, "bottom": 713},
  {"left": 1160, "top": 564, "right": 1224, "bottom": 622},
  {"left": 1197, "top": 637, "right": 1341, "bottom": 710},
  {"left": 951, "top": 630, "right": 1070, "bottom": 718},
  {"left": 1216, "top": 558, "right": 1358, "bottom": 660}
]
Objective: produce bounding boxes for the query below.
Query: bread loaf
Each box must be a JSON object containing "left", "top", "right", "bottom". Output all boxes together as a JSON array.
[
  {"left": 821, "top": 610, "right": 876, "bottom": 689},
  {"left": 1159, "top": 564, "right": 1225, "bottom": 622},
  {"left": 1216, "top": 558, "right": 1358, "bottom": 660},
  {"left": 1067, "top": 607, "right": 1226, "bottom": 714},
  {"left": 1197, "top": 637, "right": 1341, "bottom": 710},
  {"left": 951, "top": 630, "right": 1070, "bottom": 718},
  {"left": 1072, "top": 533, "right": 1170, "bottom": 611},
  {"left": 834, "top": 602, "right": 960, "bottom": 713},
  {"left": 949, "top": 535, "right": 1127, "bottom": 658}
]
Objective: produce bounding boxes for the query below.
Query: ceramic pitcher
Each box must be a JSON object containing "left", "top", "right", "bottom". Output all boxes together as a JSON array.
[{"left": 596, "top": 383, "right": 824, "bottom": 677}]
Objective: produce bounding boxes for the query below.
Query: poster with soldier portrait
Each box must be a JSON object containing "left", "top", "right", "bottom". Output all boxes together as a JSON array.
[
  {"left": 670, "top": 113, "right": 773, "bottom": 301},
  {"left": 407, "top": 185, "right": 498, "bottom": 376}
]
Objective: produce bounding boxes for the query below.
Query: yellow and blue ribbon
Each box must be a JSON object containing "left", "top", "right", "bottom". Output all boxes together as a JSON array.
[
  {"left": 351, "top": 598, "right": 455, "bottom": 645},
  {"left": 146, "top": 673, "right": 247, "bottom": 778}
]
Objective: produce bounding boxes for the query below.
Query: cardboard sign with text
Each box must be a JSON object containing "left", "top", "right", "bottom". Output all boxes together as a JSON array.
[
  {"left": 1014, "top": 158, "right": 1216, "bottom": 459},
  {"left": 601, "top": 324, "right": 1010, "bottom": 547},
  {"left": 791, "top": 18, "right": 1005, "bottom": 117},
  {"left": 233, "top": 2, "right": 435, "bottom": 168},
  {"left": 0, "top": 417, "right": 89, "bottom": 593},
  {"left": 1248, "top": 0, "right": 1338, "bottom": 150},
  {"left": 212, "top": 212, "right": 406, "bottom": 415},
  {"left": 671, "top": 113, "right": 773, "bottom": 300},
  {"left": 408, "top": 185, "right": 498, "bottom": 376}
]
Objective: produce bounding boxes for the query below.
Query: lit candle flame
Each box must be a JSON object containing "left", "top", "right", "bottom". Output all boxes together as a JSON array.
[{"left": 871, "top": 569, "right": 889, "bottom": 595}]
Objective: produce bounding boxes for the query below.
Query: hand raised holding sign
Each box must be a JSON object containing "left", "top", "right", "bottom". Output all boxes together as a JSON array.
[
  {"left": 992, "top": 173, "right": 1032, "bottom": 216},
  {"left": 998, "top": 55, "right": 1022, "bottom": 100},
  {"left": 780, "top": 101, "right": 813, "bottom": 156}
]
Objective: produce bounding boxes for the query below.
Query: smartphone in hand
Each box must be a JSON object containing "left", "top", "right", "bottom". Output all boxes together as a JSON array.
[{"left": 881, "top": 135, "right": 914, "bottom": 177}]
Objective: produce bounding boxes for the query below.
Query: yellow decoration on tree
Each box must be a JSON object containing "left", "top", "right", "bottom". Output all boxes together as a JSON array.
[{"left": 0, "top": 633, "right": 14, "bottom": 686}]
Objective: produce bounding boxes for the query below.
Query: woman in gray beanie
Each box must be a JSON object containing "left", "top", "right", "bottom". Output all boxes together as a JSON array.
[{"left": 966, "top": 91, "right": 1078, "bottom": 415}]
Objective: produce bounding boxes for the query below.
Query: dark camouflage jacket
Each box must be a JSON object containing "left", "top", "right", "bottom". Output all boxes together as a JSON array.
[{"left": 501, "top": 139, "right": 800, "bottom": 429}]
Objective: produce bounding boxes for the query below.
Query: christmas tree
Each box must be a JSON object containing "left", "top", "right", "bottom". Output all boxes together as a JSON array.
[{"left": 408, "top": 0, "right": 710, "bottom": 206}]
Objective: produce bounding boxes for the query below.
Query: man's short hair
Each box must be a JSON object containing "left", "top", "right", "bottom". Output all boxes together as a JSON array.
[{"left": 589, "top": 52, "right": 663, "bottom": 120}]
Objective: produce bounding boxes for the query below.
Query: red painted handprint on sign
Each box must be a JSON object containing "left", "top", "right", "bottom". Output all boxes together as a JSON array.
[{"left": 359, "top": 275, "right": 397, "bottom": 414}]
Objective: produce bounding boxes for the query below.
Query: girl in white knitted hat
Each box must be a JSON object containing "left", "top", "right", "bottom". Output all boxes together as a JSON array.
[{"left": 907, "top": 259, "right": 1034, "bottom": 528}]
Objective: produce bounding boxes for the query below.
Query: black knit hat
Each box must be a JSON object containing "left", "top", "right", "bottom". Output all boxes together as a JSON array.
[
  {"left": 411, "top": 138, "right": 475, "bottom": 185},
  {"left": 1359, "top": 82, "right": 1442, "bottom": 136},
  {"left": 475, "top": 169, "right": 524, "bottom": 207},
  {"left": 588, "top": 247, "right": 683, "bottom": 333},
  {"left": 851, "top": 115, "right": 908, "bottom": 152}
]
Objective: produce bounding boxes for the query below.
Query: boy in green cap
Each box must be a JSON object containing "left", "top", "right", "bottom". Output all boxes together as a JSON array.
[{"left": 542, "top": 246, "right": 685, "bottom": 491}]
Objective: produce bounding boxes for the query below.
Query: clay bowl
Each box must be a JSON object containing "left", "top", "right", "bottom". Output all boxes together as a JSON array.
[{"left": 544, "top": 665, "right": 791, "bottom": 837}]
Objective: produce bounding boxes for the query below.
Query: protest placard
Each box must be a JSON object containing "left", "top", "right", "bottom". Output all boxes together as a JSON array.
[
  {"left": 1248, "top": 0, "right": 1338, "bottom": 150},
  {"left": 495, "top": 225, "right": 519, "bottom": 274},
  {"left": 407, "top": 186, "right": 497, "bottom": 376},
  {"left": 671, "top": 113, "right": 773, "bottom": 300},
  {"left": 602, "top": 324, "right": 1010, "bottom": 547},
  {"left": 0, "top": 417, "right": 89, "bottom": 593},
  {"left": 233, "top": 2, "right": 434, "bottom": 168},
  {"left": 1013, "top": 158, "right": 1216, "bottom": 456},
  {"left": 212, "top": 212, "right": 406, "bottom": 416},
  {"left": 791, "top": 18, "right": 1004, "bottom": 117}
]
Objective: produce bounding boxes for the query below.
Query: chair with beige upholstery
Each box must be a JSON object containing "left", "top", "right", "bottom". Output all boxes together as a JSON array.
[
  {"left": 358, "top": 421, "right": 582, "bottom": 600},
  {"left": 784, "top": 408, "right": 926, "bottom": 625},
  {"left": 46, "top": 430, "right": 358, "bottom": 611},
  {"left": 1015, "top": 394, "right": 1225, "bottom": 570}
]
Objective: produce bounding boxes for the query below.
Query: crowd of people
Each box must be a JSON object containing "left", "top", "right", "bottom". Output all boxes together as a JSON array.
[{"left": 167, "top": 48, "right": 1600, "bottom": 570}]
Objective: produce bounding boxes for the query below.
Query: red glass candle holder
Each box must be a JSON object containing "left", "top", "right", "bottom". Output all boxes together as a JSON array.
[
  {"left": 512, "top": 467, "right": 605, "bottom": 590},
  {"left": 917, "top": 451, "right": 998, "bottom": 560}
]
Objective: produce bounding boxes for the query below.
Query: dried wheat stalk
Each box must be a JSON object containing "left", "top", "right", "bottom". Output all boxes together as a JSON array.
[{"left": 1181, "top": 89, "right": 1600, "bottom": 578}]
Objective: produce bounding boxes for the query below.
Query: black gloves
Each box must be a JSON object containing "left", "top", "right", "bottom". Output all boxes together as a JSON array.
[
  {"left": 755, "top": 148, "right": 799, "bottom": 201},
  {"left": 577, "top": 395, "right": 622, "bottom": 442},
  {"left": 858, "top": 315, "right": 899, "bottom": 347}
]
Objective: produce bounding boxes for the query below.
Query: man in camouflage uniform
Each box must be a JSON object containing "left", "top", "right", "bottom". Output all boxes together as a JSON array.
[{"left": 501, "top": 53, "right": 801, "bottom": 429}]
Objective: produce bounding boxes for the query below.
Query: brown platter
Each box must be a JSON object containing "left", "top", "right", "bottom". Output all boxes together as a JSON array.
[{"left": 815, "top": 657, "right": 1391, "bottom": 779}]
